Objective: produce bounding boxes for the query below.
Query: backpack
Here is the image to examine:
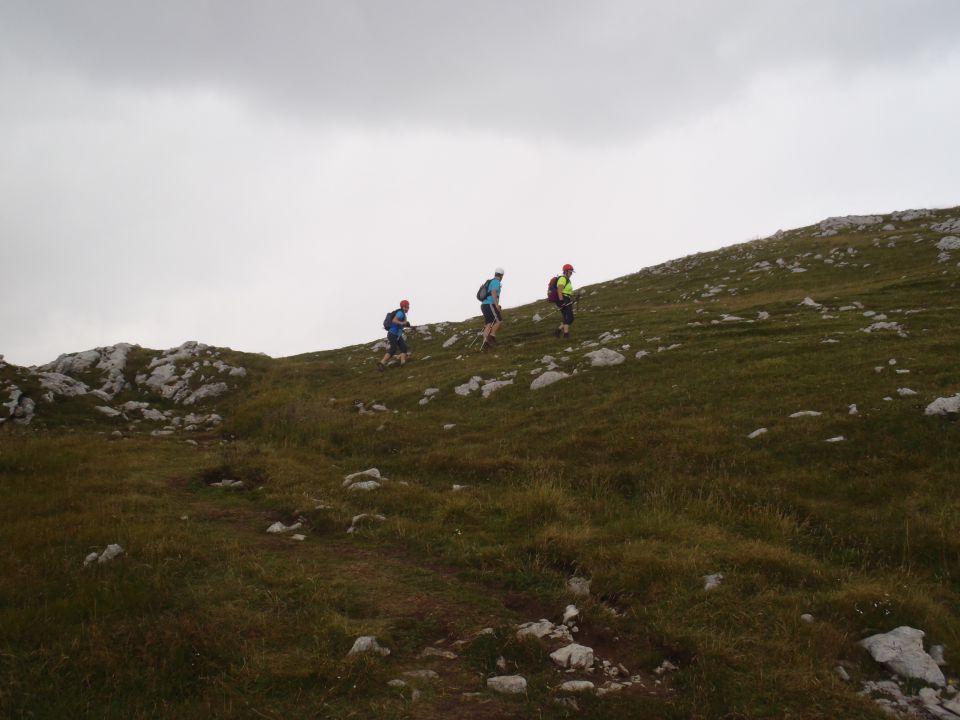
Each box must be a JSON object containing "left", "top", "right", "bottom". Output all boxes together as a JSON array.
[
  {"left": 383, "top": 309, "right": 399, "bottom": 331},
  {"left": 547, "top": 275, "right": 561, "bottom": 303},
  {"left": 476, "top": 279, "right": 493, "bottom": 302}
]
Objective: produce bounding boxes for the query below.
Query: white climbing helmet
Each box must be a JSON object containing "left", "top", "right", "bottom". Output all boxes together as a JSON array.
[{"left": 494, "top": 267, "right": 505, "bottom": 276}]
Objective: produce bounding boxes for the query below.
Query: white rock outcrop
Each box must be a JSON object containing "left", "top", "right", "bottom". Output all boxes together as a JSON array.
[{"left": 859, "top": 626, "right": 945, "bottom": 686}]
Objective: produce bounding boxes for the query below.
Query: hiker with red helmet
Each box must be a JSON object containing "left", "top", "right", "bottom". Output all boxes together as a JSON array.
[
  {"left": 378, "top": 299, "right": 411, "bottom": 370},
  {"left": 554, "top": 264, "right": 576, "bottom": 339}
]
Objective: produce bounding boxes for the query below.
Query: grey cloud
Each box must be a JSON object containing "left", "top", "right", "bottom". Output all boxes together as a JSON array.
[{"left": 3, "top": 0, "right": 959, "bottom": 140}]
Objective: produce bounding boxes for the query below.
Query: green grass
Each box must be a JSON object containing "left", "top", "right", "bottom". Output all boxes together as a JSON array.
[{"left": 2, "top": 209, "right": 959, "bottom": 718}]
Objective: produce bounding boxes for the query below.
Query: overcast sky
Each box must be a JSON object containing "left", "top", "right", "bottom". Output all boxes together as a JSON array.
[{"left": 2, "top": 1, "right": 959, "bottom": 366}]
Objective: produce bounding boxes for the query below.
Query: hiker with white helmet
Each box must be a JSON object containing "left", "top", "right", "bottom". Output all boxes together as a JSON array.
[
  {"left": 554, "top": 264, "right": 575, "bottom": 339},
  {"left": 378, "top": 299, "right": 411, "bottom": 370},
  {"left": 478, "top": 267, "right": 504, "bottom": 351}
]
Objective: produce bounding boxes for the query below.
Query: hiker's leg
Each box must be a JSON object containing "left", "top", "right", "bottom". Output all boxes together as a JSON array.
[{"left": 397, "top": 338, "right": 409, "bottom": 365}]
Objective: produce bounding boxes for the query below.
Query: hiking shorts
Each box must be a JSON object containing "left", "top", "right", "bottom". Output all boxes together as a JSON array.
[
  {"left": 481, "top": 303, "right": 502, "bottom": 325},
  {"left": 558, "top": 301, "right": 575, "bottom": 325},
  {"left": 387, "top": 333, "right": 408, "bottom": 356}
]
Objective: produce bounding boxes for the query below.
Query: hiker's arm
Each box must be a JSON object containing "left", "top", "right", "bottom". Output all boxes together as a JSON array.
[{"left": 492, "top": 288, "right": 500, "bottom": 308}]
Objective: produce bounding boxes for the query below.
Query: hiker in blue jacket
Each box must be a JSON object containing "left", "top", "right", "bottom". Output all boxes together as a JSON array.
[
  {"left": 480, "top": 267, "right": 504, "bottom": 351},
  {"left": 378, "top": 299, "right": 411, "bottom": 370}
]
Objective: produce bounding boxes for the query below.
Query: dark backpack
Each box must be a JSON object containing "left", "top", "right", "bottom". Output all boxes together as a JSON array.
[
  {"left": 476, "top": 279, "right": 493, "bottom": 302},
  {"left": 547, "top": 275, "right": 561, "bottom": 303},
  {"left": 383, "top": 309, "right": 400, "bottom": 331}
]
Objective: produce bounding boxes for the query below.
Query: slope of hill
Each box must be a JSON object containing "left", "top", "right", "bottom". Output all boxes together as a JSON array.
[{"left": 2, "top": 207, "right": 959, "bottom": 719}]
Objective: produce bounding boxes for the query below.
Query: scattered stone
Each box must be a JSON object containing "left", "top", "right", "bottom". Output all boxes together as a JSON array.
[
  {"left": 403, "top": 670, "right": 439, "bottom": 680},
  {"left": 347, "top": 513, "right": 386, "bottom": 534},
  {"left": 266, "top": 521, "right": 303, "bottom": 534},
  {"left": 517, "top": 620, "right": 573, "bottom": 643},
  {"left": 451, "top": 484, "right": 469, "bottom": 492},
  {"left": 703, "top": 573, "right": 723, "bottom": 590},
  {"left": 563, "top": 605, "right": 580, "bottom": 627},
  {"left": 486, "top": 675, "right": 527, "bottom": 694},
  {"left": 849, "top": 404, "right": 859, "bottom": 415},
  {"left": 584, "top": 348, "right": 626, "bottom": 367},
  {"left": 348, "top": 480, "right": 381, "bottom": 492},
  {"left": 531, "top": 371, "right": 569, "bottom": 391},
  {"left": 210, "top": 479, "right": 244, "bottom": 488},
  {"left": 800, "top": 614, "right": 814, "bottom": 623},
  {"left": 859, "top": 626, "right": 946, "bottom": 686},
  {"left": 84, "top": 543, "right": 124, "bottom": 567},
  {"left": 835, "top": 666, "right": 851, "bottom": 682},
  {"left": 343, "top": 468, "right": 381, "bottom": 486},
  {"left": 550, "top": 643, "right": 595, "bottom": 670},
  {"left": 387, "top": 679, "right": 407, "bottom": 688},
  {"left": 936, "top": 236, "right": 960, "bottom": 251},
  {"left": 558, "top": 680, "right": 595, "bottom": 693},
  {"left": 455, "top": 376, "right": 483, "bottom": 396},
  {"left": 481, "top": 379, "right": 513, "bottom": 398},
  {"left": 348, "top": 636, "right": 390, "bottom": 657},
  {"left": 567, "top": 576, "right": 591, "bottom": 596},
  {"left": 655, "top": 660, "right": 679, "bottom": 675},
  {"left": 925, "top": 394, "right": 960, "bottom": 416},
  {"left": 824, "top": 436, "right": 845, "bottom": 443},
  {"left": 897, "top": 388, "right": 917, "bottom": 397},
  {"left": 94, "top": 406, "right": 122, "bottom": 417},
  {"left": 747, "top": 428, "right": 767, "bottom": 439},
  {"left": 420, "top": 647, "right": 457, "bottom": 660},
  {"left": 789, "top": 411, "right": 822, "bottom": 418},
  {"left": 290, "top": 534, "right": 306, "bottom": 541},
  {"left": 443, "top": 423, "right": 456, "bottom": 430}
]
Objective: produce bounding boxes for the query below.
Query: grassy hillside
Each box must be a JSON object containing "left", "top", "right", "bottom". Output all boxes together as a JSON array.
[{"left": 2, "top": 208, "right": 959, "bottom": 719}]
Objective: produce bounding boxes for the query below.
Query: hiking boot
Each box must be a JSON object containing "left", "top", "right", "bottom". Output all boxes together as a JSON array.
[
  {"left": 553, "top": 327, "right": 562, "bottom": 338},
  {"left": 487, "top": 335, "right": 497, "bottom": 344},
  {"left": 377, "top": 362, "right": 386, "bottom": 372}
]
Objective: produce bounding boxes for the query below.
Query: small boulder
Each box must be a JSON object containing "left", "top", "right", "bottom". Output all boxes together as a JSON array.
[
  {"left": 859, "top": 626, "right": 945, "bottom": 686},
  {"left": 550, "top": 643, "right": 594, "bottom": 670},
  {"left": 558, "top": 680, "right": 595, "bottom": 693},
  {"left": 486, "top": 675, "right": 527, "bottom": 694},
  {"left": 584, "top": 348, "right": 626, "bottom": 367},
  {"left": 348, "top": 636, "right": 390, "bottom": 657}
]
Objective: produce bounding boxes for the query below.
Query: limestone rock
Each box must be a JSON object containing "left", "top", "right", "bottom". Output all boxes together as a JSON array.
[
  {"left": 486, "top": 675, "right": 527, "bottom": 694},
  {"left": 584, "top": 348, "right": 625, "bottom": 367},
  {"left": 703, "top": 573, "right": 723, "bottom": 590},
  {"left": 550, "top": 643, "right": 594, "bottom": 670},
  {"left": 343, "top": 468, "right": 381, "bottom": 486},
  {"left": 558, "top": 680, "right": 595, "bottom": 693},
  {"left": 84, "top": 543, "right": 124, "bottom": 567},
  {"left": 936, "top": 236, "right": 960, "bottom": 251},
  {"left": 925, "top": 394, "right": 960, "bottom": 416},
  {"left": 859, "top": 626, "right": 945, "bottom": 686},
  {"left": 517, "top": 620, "right": 573, "bottom": 643},
  {"left": 348, "top": 481, "right": 381, "bottom": 492},
  {"left": 348, "top": 636, "right": 390, "bottom": 657},
  {"left": 531, "top": 370, "right": 569, "bottom": 390},
  {"left": 567, "top": 576, "right": 591, "bottom": 596}
]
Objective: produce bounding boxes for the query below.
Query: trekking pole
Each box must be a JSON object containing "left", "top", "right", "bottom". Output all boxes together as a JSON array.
[{"left": 466, "top": 327, "right": 484, "bottom": 349}]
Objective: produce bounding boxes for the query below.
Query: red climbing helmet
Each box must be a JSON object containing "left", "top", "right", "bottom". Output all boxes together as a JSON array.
[
  {"left": 562, "top": 263, "right": 574, "bottom": 273},
  {"left": 400, "top": 299, "right": 410, "bottom": 309}
]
